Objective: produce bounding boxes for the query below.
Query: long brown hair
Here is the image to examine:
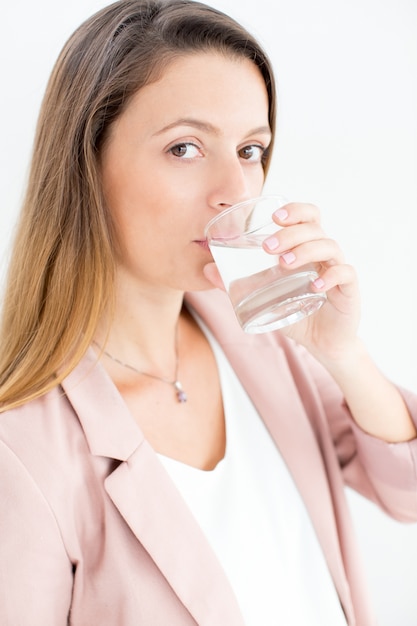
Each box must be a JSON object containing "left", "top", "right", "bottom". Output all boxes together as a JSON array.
[{"left": 0, "top": 0, "right": 277, "bottom": 411}]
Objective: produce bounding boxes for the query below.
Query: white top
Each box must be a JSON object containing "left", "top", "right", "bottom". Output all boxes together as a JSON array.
[{"left": 158, "top": 322, "right": 347, "bottom": 626}]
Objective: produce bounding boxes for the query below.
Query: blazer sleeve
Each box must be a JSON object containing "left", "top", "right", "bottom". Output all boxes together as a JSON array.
[
  {"left": 0, "top": 439, "right": 73, "bottom": 625},
  {"left": 296, "top": 344, "right": 417, "bottom": 523}
]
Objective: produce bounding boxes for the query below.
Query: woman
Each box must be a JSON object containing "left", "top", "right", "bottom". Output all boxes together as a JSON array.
[{"left": 0, "top": 1, "right": 416, "bottom": 624}]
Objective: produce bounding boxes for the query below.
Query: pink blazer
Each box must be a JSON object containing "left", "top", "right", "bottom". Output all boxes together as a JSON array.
[{"left": 1, "top": 289, "right": 416, "bottom": 625}]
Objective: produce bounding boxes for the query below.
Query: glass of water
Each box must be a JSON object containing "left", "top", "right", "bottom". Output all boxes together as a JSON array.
[{"left": 204, "top": 195, "right": 327, "bottom": 333}]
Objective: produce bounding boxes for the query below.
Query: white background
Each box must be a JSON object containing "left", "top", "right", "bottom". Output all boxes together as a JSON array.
[{"left": 1, "top": 0, "right": 416, "bottom": 623}]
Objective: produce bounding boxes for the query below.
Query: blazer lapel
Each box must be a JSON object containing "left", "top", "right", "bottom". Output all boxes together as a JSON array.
[
  {"left": 61, "top": 347, "right": 245, "bottom": 626},
  {"left": 105, "top": 441, "right": 245, "bottom": 625}
]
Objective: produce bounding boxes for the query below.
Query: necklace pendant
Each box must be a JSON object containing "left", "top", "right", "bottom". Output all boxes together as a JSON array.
[{"left": 174, "top": 380, "right": 187, "bottom": 403}]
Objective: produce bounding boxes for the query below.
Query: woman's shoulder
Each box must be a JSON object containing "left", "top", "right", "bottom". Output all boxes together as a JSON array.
[
  {"left": 0, "top": 383, "right": 79, "bottom": 436},
  {"left": 0, "top": 384, "right": 88, "bottom": 476},
  {"left": 0, "top": 380, "right": 111, "bottom": 558},
  {"left": 0, "top": 346, "right": 141, "bottom": 483}
]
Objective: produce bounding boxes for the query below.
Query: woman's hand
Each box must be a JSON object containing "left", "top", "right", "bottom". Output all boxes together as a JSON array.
[{"left": 260, "top": 202, "right": 361, "bottom": 364}]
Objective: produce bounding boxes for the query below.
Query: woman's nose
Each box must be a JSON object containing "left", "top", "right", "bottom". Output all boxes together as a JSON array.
[{"left": 207, "top": 156, "right": 254, "bottom": 211}]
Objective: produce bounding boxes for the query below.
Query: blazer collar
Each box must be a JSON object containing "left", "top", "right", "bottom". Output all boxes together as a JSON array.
[{"left": 61, "top": 347, "right": 142, "bottom": 461}]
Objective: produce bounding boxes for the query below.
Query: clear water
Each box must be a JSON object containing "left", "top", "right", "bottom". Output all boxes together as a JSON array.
[{"left": 209, "top": 240, "right": 326, "bottom": 333}]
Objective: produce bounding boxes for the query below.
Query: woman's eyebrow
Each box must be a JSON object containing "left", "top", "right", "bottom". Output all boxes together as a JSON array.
[
  {"left": 153, "top": 117, "right": 271, "bottom": 138},
  {"left": 153, "top": 118, "right": 220, "bottom": 135}
]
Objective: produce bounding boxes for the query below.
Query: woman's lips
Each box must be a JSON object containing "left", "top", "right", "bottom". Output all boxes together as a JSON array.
[{"left": 194, "top": 239, "right": 210, "bottom": 251}]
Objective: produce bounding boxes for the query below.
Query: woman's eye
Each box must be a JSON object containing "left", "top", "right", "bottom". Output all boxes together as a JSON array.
[
  {"left": 238, "top": 144, "right": 266, "bottom": 162},
  {"left": 168, "top": 142, "right": 201, "bottom": 159}
]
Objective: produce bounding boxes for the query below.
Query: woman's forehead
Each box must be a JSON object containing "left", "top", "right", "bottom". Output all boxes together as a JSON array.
[{"left": 123, "top": 52, "right": 270, "bottom": 129}]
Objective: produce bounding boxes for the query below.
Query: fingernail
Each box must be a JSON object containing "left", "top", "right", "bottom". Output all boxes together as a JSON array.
[
  {"left": 313, "top": 277, "right": 325, "bottom": 289},
  {"left": 282, "top": 251, "right": 296, "bottom": 264},
  {"left": 264, "top": 236, "right": 279, "bottom": 251},
  {"left": 274, "top": 208, "right": 288, "bottom": 221}
]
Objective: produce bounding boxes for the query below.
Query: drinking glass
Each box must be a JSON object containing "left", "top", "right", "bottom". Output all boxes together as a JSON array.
[{"left": 204, "top": 195, "right": 327, "bottom": 333}]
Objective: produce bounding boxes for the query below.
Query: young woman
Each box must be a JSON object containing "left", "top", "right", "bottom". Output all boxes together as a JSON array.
[{"left": 0, "top": 1, "right": 416, "bottom": 624}]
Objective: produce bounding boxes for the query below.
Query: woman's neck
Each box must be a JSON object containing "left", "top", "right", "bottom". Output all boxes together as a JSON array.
[{"left": 94, "top": 275, "right": 187, "bottom": 374}]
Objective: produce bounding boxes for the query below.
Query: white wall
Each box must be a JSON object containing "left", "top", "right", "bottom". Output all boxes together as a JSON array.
[{"left": 1, "top": 0, "right": 416, "bottom": 623}]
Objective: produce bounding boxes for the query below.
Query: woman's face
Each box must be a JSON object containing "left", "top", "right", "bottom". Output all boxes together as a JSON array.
[{"left": 101, "top": 51, "right": 271, "bottom": 293}]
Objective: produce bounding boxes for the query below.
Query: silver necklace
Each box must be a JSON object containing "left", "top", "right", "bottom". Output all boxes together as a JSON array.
[{"left": 93, "top": 336, "right": 187, "bottom": 403}]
